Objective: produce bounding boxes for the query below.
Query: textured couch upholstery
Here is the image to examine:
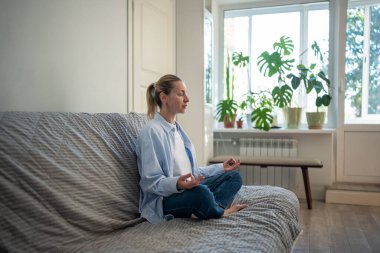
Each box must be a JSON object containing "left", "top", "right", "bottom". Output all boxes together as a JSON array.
[{"left": 0, "top": 112, "right": 301, "bottom": 253}]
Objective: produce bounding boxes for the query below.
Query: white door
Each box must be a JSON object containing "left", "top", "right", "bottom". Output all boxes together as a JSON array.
[
  {"left": 336, "top": 0, "right": 380, "bottom": 184},
  {"left": 128, "top": 0, "right": 176, "bottom": 113}
]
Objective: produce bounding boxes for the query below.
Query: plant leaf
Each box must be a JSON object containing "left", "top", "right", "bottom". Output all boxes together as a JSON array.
[
  {"left": 316, "top": 96, "right": 323, "bottom": 107},
  {"left": 273, "top": 36, "right": 294, "bottom": 56},
  {"left": 306, "top": 79, "right": 314, "bottom": 93},
  {"left": 287, "top": 73, "right": 301, "bottom": 90},
  {"left": 251, "top": 108, "right": 273, "bottom": 131},
  {"left": 232, "top": 52, "right": 249, "bottom": 68},
  {"left": 271, "top": 85, "right": 293, "bottom": 108},
  {"left": 321, "top": 94, "right": 332, "bottom": 106},
  {"left": 317, "top": 71, "right": 331, "bottom": 87},
  {"left": 257, "top": 52, "right": 294, "bottom": 77},
  {"left": 215, "top": 99, "right": 238, "bottom": 122},
  {"left": 314, "top": 81, "right": 324, "bottom": 94},
  {"left": 311, "top": 41, "right": 323, "bottom": 61}
]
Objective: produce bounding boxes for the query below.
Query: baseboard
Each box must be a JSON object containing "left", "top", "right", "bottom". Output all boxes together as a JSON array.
[
  {"left": 295, "top": 185, "right": 326, "bottom": 201},
  {"left": 325, "top": 189, "right": 380, "bottom": 206}
]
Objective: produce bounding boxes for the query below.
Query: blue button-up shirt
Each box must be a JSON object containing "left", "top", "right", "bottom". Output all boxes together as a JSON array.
[{"left": 136, "top": 113, "right": 224, "bottom": 224}]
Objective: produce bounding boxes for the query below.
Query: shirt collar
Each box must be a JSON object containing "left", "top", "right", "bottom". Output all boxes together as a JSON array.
[{"left": 154, "top": 112, "right": 176, "bottom": 133}]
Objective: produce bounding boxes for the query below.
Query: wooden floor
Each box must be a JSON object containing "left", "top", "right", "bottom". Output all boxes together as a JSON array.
[{"left": 292, "top": 200, "right": 380, "bottom": 253}]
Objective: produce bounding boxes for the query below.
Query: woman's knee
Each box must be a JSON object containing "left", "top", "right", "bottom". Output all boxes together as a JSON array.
[
  {"left": 190, "top": 185, "right": 223, "bottom": 219},
  {"left": 189, "top": 185, "right": 213, "bottom": 200},
  {"left": 226, "top": 170, "right": 243, "bottom": 186}
]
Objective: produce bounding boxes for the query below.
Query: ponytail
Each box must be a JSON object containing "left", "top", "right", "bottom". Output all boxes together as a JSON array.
[
  {"left": 145, "top": 74, "right": 182, "bottom": 119},
  {"left": 146, "top": 83, "right": 157, "bottom": 119}
]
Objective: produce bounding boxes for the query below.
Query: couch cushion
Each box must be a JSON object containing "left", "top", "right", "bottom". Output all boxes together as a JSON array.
[
  {"left": 64, "top": 185, "right": 302, "bottom": 253},
  {"left": 0, "top": 112, "right": 147, "bottom": 252}
]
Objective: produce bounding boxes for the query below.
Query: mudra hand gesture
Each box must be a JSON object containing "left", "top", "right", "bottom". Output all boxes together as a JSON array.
[
  {"left": 176, "top": 173, "right": 204, "bottom": 190},
  {"left": 223, "top": 157, "right": 241, "bottom": 172}
]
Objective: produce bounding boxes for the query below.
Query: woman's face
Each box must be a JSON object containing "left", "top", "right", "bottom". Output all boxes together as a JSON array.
[{"left": 162, "top": 80, "right": 190, "bottom": 114}]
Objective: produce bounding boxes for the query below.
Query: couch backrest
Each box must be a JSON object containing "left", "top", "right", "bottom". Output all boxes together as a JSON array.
[{"left": 0, "top": 112, "right": 148, "bottom": 252}]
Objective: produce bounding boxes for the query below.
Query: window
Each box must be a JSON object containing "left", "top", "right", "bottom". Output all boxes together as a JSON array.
[
  {"left": 205, "top": 10, "right": 213, "bottom": 104},
  {"left": 223, "top": 2, "right": 329, "bottom": 123},
  {"left": 345, "top": 0, "right": 380, "bottom": 123}
]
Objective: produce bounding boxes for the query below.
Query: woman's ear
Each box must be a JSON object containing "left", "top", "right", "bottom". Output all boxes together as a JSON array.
[{"left": 159, "top": 92, "right": 167, "bottom": 105}]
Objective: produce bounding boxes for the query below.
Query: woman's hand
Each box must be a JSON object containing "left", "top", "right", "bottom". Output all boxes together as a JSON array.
[
  {"left": 223, "top": 157, "right": 241, "bottom": 172},
  {"left": 176, "top": 173, "right": 204, "bottom": 190}
]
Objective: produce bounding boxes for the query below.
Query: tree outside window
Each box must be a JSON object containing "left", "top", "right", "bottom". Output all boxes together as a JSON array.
[{"left": 345, "top": 2, "right": 380, "bottom": 122}]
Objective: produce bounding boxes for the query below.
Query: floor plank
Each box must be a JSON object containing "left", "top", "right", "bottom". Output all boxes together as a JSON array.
[
  {"left": 308, "top": 201, "right": 331, "bottom": 252},
  {"left": 293, "top": 200, "right": 380, "bottom": 253},
  {"left": 353, "top": 205, "right": 380, "bottom": 252},
  {"left": 326, "top": 204, "right": 351, "bottom": 253}
]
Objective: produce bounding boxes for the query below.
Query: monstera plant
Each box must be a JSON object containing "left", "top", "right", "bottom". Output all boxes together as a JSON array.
[
  {"left": 257, "top": 35, "right": 295, "bottom": 108},
  {"left": 257, "top": 36, "right": 332, "bottom": 129},
  {"left": 257, "top": 36, "right": 303, "bottom": 129},
  {"left": 246, "top": 91, "right": 275, "bottom": 131}
]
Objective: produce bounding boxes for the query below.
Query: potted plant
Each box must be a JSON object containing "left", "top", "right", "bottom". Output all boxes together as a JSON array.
[
  {"left": 238, "top": 100, "right": 250, "bottom": 128},
  {"left": 286, "top": 41, "right": 332, "bottom": 129},
  {"left": 239, "top": 91, "right": 275, "bottom": 131},
  {"left": 215, "top": 50, "right": 249, "bottom": 128},
  {"left": 215, "top": 50, "right": 237, "bottom": 127},
  {"left": 257, "top": 36, "right": 302, "bottom": 129},
  {"left": 236, "top": 115, "right": 244, "bottom": 129}
]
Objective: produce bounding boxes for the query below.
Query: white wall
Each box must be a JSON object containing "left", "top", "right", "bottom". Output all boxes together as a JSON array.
[
  {"left": 176, "top": 0, "right": 208, "bottom": 165},
  {"left": 0, "top": 0, "right": 128, "bottom": 113}
]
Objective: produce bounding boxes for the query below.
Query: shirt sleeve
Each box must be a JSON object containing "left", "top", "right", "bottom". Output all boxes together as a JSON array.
[
  {"left": 137, "top": 127, "right": 182, "bottom": 197},
  {"left": 196, "top": 163, "right": 224, "bottom": 178}
]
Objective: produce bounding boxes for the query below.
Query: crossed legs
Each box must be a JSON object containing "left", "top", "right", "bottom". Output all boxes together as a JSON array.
[{"left": 163, "top": 171, "right": 245, "bottom": 219}]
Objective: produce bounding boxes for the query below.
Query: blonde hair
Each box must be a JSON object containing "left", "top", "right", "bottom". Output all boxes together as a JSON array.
[{"left": 146, "top": 74, "right": 182, "bottom": 119}]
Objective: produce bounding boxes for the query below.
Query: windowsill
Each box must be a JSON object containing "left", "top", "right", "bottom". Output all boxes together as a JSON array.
[{"left": 213, "top": 127, "right": 336, "bottom": 134}]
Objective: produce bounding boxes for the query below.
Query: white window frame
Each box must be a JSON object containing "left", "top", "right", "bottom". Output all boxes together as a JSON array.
[{"left": 220, "top": 1, "right": 331, "bottom": 127}]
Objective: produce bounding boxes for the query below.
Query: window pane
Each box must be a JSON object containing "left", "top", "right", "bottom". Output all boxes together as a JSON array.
[
  {"left": 345, "top": 2, "right": 380, "bottom": 123},
  {"left": 369, "top": 5, "right": 380, "bottom": 115},
  {"left": 224, "top": 17, "right": 249, "bottom": 102},
  {"left": 204, "top": 16, "right": 212, "bottom": 104},
  {"left": 251, "top": 12, "right": 300, "bottom": 94},
  {"left": 345, "top": 6, "right": 364, "bottom": 120},
  {"left": 307, "top": 10, "right": 330, "bottom": 115}
]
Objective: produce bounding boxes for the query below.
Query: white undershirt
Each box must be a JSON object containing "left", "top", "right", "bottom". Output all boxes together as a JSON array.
[{"left": 173, "top": 128, "right": 192, "bottom": 177}]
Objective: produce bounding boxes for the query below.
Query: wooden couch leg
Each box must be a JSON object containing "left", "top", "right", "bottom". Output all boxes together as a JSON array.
[{"left": 301, "top": 166, "right": 312, "bottom": 209}]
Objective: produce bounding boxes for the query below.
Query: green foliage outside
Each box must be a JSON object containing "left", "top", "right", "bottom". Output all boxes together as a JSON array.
[{"left": 345, "top": 5, "right": 380, "bottom": 117}]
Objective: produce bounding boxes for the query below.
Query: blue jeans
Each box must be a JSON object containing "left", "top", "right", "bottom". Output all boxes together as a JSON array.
[{"left": 163, "top": 171, "right": 243, "bottom": 219}]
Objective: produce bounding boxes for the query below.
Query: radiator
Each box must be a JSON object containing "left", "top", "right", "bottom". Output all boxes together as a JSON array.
[{"left": 214, "top": 138, "right": 298, "bottom": 189}]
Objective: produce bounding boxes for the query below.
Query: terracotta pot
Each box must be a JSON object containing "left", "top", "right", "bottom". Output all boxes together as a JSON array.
[
  {"left": 223, "top": 114, "right": 236, "bottom": 128},
  {"left": 237, "top": 120, "right": 243, "bottom": 129}
]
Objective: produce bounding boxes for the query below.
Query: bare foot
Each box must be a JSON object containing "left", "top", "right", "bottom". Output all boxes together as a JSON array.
[{"left": 223, "top": 204, "right": 248, "bottom": 216}]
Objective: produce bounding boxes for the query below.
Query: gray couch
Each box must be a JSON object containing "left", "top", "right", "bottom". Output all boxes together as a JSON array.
[{"left": 0, "top": 112, "right": 301, "bottom": 253}]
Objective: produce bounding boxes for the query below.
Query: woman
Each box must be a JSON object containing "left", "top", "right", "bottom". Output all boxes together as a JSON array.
[{"left": 136, "top": 74, "right": 247, "bottom": 224}]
